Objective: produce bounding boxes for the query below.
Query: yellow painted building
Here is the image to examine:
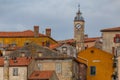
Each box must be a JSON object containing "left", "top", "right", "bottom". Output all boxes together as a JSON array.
[
  {"left": 77, "top": 47, "right": 114, "bottom": 80},
  {"left": 0, "top": 26, "right": 57, "bottom": 47}
]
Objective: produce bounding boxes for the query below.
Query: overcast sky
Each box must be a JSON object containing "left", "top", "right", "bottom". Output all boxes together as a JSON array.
[{"left": 0, "top": 0, "right": 120, "bottom": 40}]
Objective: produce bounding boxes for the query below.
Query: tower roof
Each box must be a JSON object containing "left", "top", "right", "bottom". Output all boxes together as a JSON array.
[{"left": 74, "top": 4, "right": 84, "bottom": 21}]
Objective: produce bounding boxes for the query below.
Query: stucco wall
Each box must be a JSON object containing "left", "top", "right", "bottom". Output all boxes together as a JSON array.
[
  {"left": 0, "top": 67, "right": 3, "bottom": 80},
  {"left": 0, "top": 37, "right": 57, "bottom": 47},
  {"left": 78, "top": 47, "right": 114, "bottom": 80},
  {"left": 102, "top": 32, "right": 120, "bottom": 54}
]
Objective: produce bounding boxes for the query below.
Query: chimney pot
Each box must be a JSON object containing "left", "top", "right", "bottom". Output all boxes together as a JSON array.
[
  {"left": 34, "top": 26, "right": 39, "bottom": 38},
  {"left": 45, "top": 28, "right": 51, "bottom": 37}
]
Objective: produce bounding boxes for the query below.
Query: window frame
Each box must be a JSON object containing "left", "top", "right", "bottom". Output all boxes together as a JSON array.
[
  {"left": 13, "top": 68, "right": 18, "bottom": 76},
  {"left": 62, "top": 47, "right": 67, "bottom": 54},
  {"left": 90, "top": 66, "right": 96, "bottom": 76},
  {"left": 56, "top": 63, "right": 62, "bottom": 73},
  {"left": 38, "top": 63, "right": 42, "bottom": 70}
]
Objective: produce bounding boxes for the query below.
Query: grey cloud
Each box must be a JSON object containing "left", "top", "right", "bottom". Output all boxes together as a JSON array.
[{"left": 0, "top": 0, "right": 120, "bottom": 40}]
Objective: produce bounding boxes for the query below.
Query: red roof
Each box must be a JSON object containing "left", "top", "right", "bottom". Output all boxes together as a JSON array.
[
  {"left": 58, "top": 37, "right": 100, "bottom": 43},
  {"left": 9, "top": 57, "right": 32, "bottom": 66},
  {"left": 29, "top": 71, "right": 54, "bottom": 80},
  {"left": 0, "top": 57, "right": 32, "bottom": 66},
  {"left": 50, "top": 37, "right": 100, "bottom": 49},
  {"left": 101, "top": 27, "right": 120, "bottom": 32},
  {"left": 49, "top": 43, "right": 62, "bottom": 49},
  {"left": 0, "top": 30, "right": 46, "bottom": 38},
  {"left": 58, "top": 39, "right": 75, "bottom": 43},
  {"left": 85, "top": 37, "right": 101, "bottom": 43}
]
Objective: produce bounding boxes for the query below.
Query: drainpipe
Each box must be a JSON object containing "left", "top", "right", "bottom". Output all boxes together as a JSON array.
[{"left": 3, "top": 49, "right": 9, "bottom": 80}]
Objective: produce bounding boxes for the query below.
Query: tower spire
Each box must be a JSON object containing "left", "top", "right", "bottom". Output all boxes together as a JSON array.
[
  {"left": 74, "top": 4, "right": 84, "bottom": 21},
  {"left": 78, "top": 4, "right": 80, "bottom": 12}
]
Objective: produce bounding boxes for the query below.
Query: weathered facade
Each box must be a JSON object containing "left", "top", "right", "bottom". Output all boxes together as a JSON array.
[
  {"left": 50, "top": 43, "right": 77, "bottom": 58},
  {"left": 101, "top": 27, "right": 120, "bottom": 54},
  {"left": 0, "top": 57, "right": 33, "bottom": 80},
  {"left": 74, "top": 5, "right": 85, "bottom": 52},
  {"left": 117, "top": 56, "right": 120, "bottom": 80},
  {"left": 6, "top": 43, "right": 80, "bottom": 80},
  {"left": 0, "top": 26, "right": 57, "bottom": 47},
  {"left": 79, "top": 63, "right": 87, "bottom": 80},
  {"left": 35, "top": 57, "right": 79, "bottom": 80}
]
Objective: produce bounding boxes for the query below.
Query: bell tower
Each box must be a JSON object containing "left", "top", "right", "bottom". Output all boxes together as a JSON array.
[{"left": 74, "top": 4, "right": 85, "bottom": 52}]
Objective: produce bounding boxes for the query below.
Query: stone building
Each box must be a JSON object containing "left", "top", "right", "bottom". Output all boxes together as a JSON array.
[
  {"left": 8, "top": 43, "right": 59, "bottom": 58},
  {"left": 50, "top": 43, "right": 77, "bottom": 58},
  {"left": 0, "top": 56, "right": 59, "bottom": 80},
  {"left": 6, "top": 43, "right": 80, "bottom": 80},
  {"left": 34, "top": 57, "right": 79, "bottom": 80},
  {"left": 0, "top": 57, "right": 33, "bottom": 80},
  {"left": 57, "top": 5, "right": 102, "bottom": 53},
  {"left": 101, "top": 27, "right": 120, "bottom": 55}
]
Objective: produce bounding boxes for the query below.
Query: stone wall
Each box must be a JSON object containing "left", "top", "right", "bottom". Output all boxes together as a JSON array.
[
  {"left": 35, "top": 59, "right": 79, "bottom": 80},
  {"left": 9, "top": 67, "right": 27, "bottom": 80}
]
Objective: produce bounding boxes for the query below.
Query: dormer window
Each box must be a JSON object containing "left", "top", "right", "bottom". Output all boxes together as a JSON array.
[
  {"left": 62, "top": 47, "right": 67, "bottom": 54},
  {"left": 11, "top": 42, "right": 17, "bottom": 47},
  {"left": 38, "top": 52, "right": 43, "bottom": 57},
  {"left": 114, "top": 34, "right": 120, "bottom": 43},
  {"left": 21, "top": 52, "right": 25, "bottom": 57}
]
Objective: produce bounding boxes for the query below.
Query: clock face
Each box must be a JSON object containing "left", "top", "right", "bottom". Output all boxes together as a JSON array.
[{"left": 76, "top": 24, "right": 81, "bottom": 30}]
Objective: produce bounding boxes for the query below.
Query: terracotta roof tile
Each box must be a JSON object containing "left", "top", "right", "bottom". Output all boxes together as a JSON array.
[
  {"left": 58, "top": 39, "right": 75, "bottom": 43},
  {"left": 9, "top": 57, "right": 32, "bottom": 66},
  {"left": 0, "top": 30, "right": 46, "bottom": 37},
  {"left": 101, "top": 27, "right": 120, "bottom": 32},
  {"left": 0, "top": 57, "right": 32, "bottom": 66},
  {"left": 58, "top": 37, "right": 101, "bottom": 44},
  {"left": 29, "top": 71, "right": 54, "bottom": 80},
  {"left": 49, "top": 43, "right": 62, "bottom": 49},
  {"left": 85, "top": 37, "right": 101, "bottom": 42}
]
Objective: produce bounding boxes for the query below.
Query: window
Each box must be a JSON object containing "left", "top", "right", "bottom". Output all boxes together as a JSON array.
[
  {"left": 38, "top": 63, "right": 42, "bottom": 70},
  {"left": 115, "top": 37, "right": 120, "bottom": 43},
  {"left": 90, "top": 66, "right": 96, "bottom": 75},
  {"left": 13, "top": 68, "right": 18, "bottom": 76},
  {"left": 62, "top": 47, "right": 67, "bottom": 54},
  {"left": 56, "top": 63, "right": 62, "bottom": 73}
]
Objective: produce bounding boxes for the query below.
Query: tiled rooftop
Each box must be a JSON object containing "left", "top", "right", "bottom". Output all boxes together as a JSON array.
[
  {"left": 52, "top": 37, "right": 101, "bottom": 49},
  {"left": 101, "top": 27, "right": 120, "bottom": 32},
  {"left": 28, "top": 71, "right": 54, "bottom": 80},
  {"left": 0, "top": 30, "right": 46, "bottom": 38},
  {"left": 58, "top": 37, "right": 100, "bottom": 43},
  {"left": 0, "top": 57, "right": 32, "bottom": 66}
]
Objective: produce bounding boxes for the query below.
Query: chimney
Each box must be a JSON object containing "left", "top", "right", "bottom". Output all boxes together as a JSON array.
[
  {"left": 45, "top": 28, "right": 51, "bottom": 37},
  {"left": 34, "top": 26, "right": 39, "bottom": 38}
]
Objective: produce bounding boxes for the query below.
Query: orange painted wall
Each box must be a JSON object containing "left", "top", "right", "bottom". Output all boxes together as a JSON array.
[
  {"left": 0, "top": 37, "right": 57, "bottom": 47},
  {"left": 77, "top": 47, "right": 114, "bottom": 80}
]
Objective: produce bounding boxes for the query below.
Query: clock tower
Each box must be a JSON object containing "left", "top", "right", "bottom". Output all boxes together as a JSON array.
[{"left": 74, "top": 5, "right": 85, "bottom": 52}]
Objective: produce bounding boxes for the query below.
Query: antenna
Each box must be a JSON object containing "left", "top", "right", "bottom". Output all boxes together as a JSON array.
[{"left": 78, "top": 4, "right": 80, "bottom": 11}]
